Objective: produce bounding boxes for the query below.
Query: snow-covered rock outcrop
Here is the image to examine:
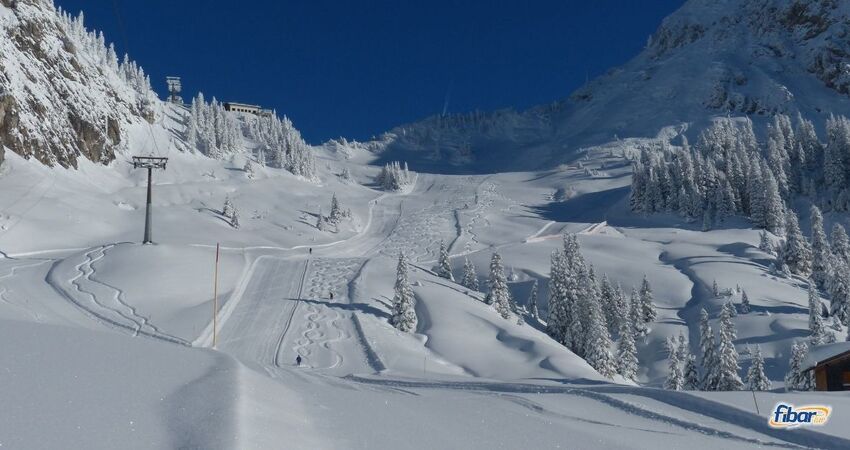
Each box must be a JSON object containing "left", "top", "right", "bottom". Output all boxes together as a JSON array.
[
  {"left": 361, "top": 0, "right": 850, "bottom": 170},
  {"left": 0, "top": 0, "right": 156, "bottom": 167}
]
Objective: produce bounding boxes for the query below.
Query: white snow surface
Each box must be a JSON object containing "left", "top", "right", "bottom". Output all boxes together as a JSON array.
[
  {"left": 3, "top": 121, "right": 850, "bottom": 448},
  {"left": 4, "top": 0, "right": 850, "bottom": 448}
]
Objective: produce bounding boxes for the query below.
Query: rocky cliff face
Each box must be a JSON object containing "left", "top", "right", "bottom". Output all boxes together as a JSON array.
[
  {"left": 0, "top": 0, "right": 156, "bottom": 168},
  {"left": 643, "top": 0, "right": 850, "bottom": 111}
]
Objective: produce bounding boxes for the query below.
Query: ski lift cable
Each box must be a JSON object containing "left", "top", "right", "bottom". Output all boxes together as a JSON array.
[{"left": 111, "top": 0, "right": 163, "bottom": 159}]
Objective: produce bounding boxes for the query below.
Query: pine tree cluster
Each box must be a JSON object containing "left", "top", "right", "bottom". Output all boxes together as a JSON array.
[
  {"left": 245, "top": 113, "right": 316, "bottom": 178},
  {"left": 546, "top": 234, "right": 651, "bottom": 379},
  {"left": 377, "top": 162, "right": 414, "bottom": 191},
  {"left": 629, "top": 114, "right": 850, "bottom": 231},
  {"left": 57, "top": 10, "right": 156, "bottom": 120},
  {"left": 186, "top": 94, "right": 316, "bottom": 178},
  {"left": 186, "top": 93, "right": 241, "bottom": 159}
]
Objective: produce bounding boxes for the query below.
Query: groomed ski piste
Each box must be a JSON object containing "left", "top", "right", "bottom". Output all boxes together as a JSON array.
[{"left": 0, "top": 99, "right": 849, "bottom": 449}]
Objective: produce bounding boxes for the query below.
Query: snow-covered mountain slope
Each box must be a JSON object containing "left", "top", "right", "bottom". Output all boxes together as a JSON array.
[
  {"left": 6, "top": 137, "right": 850, "bottom": 448},
  {"left": 362, "top": 0, "right": 850, "bottom": 172},
  {"left": 6, "top": 0, "right": 850, "bottom": 448},
  {"left": 0, "top": 0, "right": 157, "bottom": 167}
]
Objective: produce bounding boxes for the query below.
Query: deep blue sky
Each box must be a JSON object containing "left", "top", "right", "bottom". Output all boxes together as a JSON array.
[{"left": 54, "top": 0, "right": 683, "bottom": 144}]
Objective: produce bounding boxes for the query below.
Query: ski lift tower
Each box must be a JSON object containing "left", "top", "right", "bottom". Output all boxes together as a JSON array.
[
  {"left": 132, "top": 156, "right": 168, "bottom": 244},
  {"left": 166, "top": 76, "right": 183, "bottom": 105}
]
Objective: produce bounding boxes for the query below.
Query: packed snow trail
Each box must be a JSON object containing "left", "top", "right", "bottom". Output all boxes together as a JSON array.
[
  {"left": 216, "top": 255, "right": 378, "bottom": 376},
  {"left": 217, "top": 258, "right": 308, "bottom": 368}
]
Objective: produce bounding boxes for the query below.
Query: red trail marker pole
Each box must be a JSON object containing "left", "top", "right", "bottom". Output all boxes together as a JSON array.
[{"left": 213, "top": 243, "right": 220, "bottom": 348}]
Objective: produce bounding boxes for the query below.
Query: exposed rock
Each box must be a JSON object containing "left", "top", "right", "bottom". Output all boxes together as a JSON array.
[{"left": 0, "top": 0, "right": 155, "bottom": 168}]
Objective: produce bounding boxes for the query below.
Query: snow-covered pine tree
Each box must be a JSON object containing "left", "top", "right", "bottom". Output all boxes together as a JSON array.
[
  {"left": 616, "top": 307, "right": 639, "bottom": 381},
  {"left": 561, "top": 234, "right": 588, "bottom": 355},
  {"left": 702, "top": 209, "right": 714, "bottom": 232},
  {"left": 340, "top": 167, "right": 353, "bottom": 181},
  {"left": 749, "top": 158, "right": 767, "bottom": 226},
  {"left": 746, "top": 345, "right": 771, "bottom": 391},
  {"left": 436, "top": 240, "right": 454, "bottom": 281},
  {"left": 230, "top": 206, "right": 240, "bottom": 229},
  {"left": 390, "top": 252, "right": 418, "bottom": 332},
  {"left": 828, "top": 256, "right": 850, "bottom": 323},
  {"left": 796, "top": 112, "right": 822, "bottom": 175},
  {"left": 810, "top": 206, "right": 831, "bottom": 287},
  {"left": 727, "top": 299, "right": 738, "bottom": 317},
  {"left": 630, "top": 287, "right": 648, "bottom": 338},
  {"left": 712, "top": 279, "right": 720, "bottom": 297},
  {"left": 222, "top": 196, "right": 234, "bottom": 218},
  {"left": 485, "top": 252, "right": 513, "bottom": 320},
  {"left": 528, "top": 280, "right": 539, "bottom": 321},
  {"left": 759, "top": 230, "right": 774, "bottom": 255},
  {"left": 583, "top": 270, "right": 616, "bottom": 378},
  {"left": 683, "top": 354, "right": 700, "bottom": 390},
  {"left": 782, "top": 209, "right": 813, "bottom": 277},
  {"left": 831, "top": 315, "right": 843, "bottom": 332},
  {"left": 716, "top": 303, "right": 743, "bottom": 391},
  {"left": 699, "top": 308, "right": 719, "bottom": 390},
  {"left": 546, "top": 251, "right": 568, "bottom": 344},
  {"left": 808, "top": 282, "right": 827, "bottom": 346},
  {"left": 824, "top": 115, "right": 850, "bottom": 190},
  {"left": 785, "top": 341, "right": 812, "bottom": 391},
  {"left": 676, "top": 331, "right": 689, "bottom": 361},
  {"left": 639, "top": 275, "right": 657, "bottom": 324},
  {"left": 740, "top": 289, "right": 751, "bottom": 314},
  {"left": 244, "top": 159, "right": 255, "bottom": 179},
  {"left": 766, "top": 134, "right": 790, "bottom": 200},
  {"left": 316, "top": 209, "right": 326, "bottom": 231},
  {"left": 664, "top": 342, "right": 684, "bottom": 391},
  {"left": 613, "top": 282, "right": 629, "bottom": 334},
  {"left": 329, "top": 193, "right": 342, "bottom": 225},
  {"left": 599, "top": 274, "right": 618, "bottom": 332},
  {"left": 763, "top": 169, "right": 786, "bottom": 236},
  {"left": 460, "top": 257, "right": 479, "bottom": 292},
  {"left": 826, "top": 328, "right": 838, "bottom": 344},
  {"left": 832, "top": 223, "right": 850, "bottom": 263}
]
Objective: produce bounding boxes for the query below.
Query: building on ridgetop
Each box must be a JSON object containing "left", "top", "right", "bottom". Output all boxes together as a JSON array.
[
  {"left": 223, "top": 102, "right": 273, "bottom": 117},
  {"left": 802, "top": 342, "right": 850, "bottom": 391}
]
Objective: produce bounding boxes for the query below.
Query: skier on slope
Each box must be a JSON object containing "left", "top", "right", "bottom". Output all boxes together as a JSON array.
[{"left": 296, "top": 354, "right": 302, "bottom": 366}]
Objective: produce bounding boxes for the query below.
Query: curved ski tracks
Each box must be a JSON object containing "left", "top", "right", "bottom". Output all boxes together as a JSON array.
[{"left": 46, "top": 245, "right": 189, "bottom": 346}]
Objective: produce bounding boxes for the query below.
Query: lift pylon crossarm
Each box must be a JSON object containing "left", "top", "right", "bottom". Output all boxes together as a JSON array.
[{"left": 132, "top": 156, "right": 168, "bottom": 170}]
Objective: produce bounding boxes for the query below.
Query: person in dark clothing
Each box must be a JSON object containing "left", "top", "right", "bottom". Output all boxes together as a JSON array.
[
  {"left": 296, "top": 354, "right": 302, "bottom": 366},
  {"left": 330, "top": 292, "right": 334, "bottom": 300},
  {"left": 309, "top": 248, "right": 312, "bottom": 255}
]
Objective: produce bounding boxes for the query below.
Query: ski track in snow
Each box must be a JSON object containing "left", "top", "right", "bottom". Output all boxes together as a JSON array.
[
  {"left": 46, "top": 245, "right": 188, "bottom": 345},
  {"left": 0, "top": 259, "right": 49, "bottom": 321},
  {"left": 272, "top": 259, "right": 311, "bottom": 368},
  {"left": 290, "top": 257, "right": 366, "bottom": 371},
  {"left": 380, "top": 176, "right": 513, "bottom": 264}
]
